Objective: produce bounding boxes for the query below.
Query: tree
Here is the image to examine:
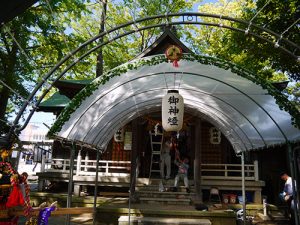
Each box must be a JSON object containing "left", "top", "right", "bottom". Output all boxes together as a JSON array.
[
  {"left": 69, "top": 0, "right": 197, "bottom": 73},
  {"left": 185, "top": 0, "right": 299, "bottom": 82},
  {"left": 0, "top": 0, "right": 90, "bottom": 135}
]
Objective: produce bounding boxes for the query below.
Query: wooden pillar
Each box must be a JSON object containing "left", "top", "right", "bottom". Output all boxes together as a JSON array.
[
  {"left": 130, "top": 119, "right": 139, "bottom": 200},
  {"left": 66, "top": 143, "right": 75, "bottom": 225},
  {"left": 194, "top": 118, "right": 202, "bottom": 203}
]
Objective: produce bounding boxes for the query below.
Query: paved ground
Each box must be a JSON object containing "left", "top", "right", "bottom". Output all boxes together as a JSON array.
[{"left": 18, "top": 213, "right": 94, "bottom": 225}]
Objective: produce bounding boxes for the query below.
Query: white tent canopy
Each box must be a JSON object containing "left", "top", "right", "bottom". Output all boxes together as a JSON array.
[{"left": 55, "top": 55, "right": 300, "bottom": 152}]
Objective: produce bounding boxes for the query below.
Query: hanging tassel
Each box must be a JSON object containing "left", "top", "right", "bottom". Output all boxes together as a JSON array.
[{"left": 173, "top": 60, "right": 179, "bottom": 67}]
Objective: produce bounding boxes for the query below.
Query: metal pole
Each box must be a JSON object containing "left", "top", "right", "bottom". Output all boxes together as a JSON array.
[
  {"left": 65, "top": 143, "right": 76, "bottom": 225},
  {"left": 93, "top": 148, "right": 101, "bottom": 225},
  {"left": 241, "top": 151, "right": 247, "bottom": 224},
  {"left": 288, "top": 143, "right": 299, "bottom": 225},
  {"left": 294, "top": 146, "right": 300, "bottom": 222}
]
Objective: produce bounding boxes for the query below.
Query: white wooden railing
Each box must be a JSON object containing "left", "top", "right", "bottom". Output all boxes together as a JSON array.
[
  {"left": 201, "top": 160, "right": 259, "bottom": 181},
  {"left": 47, "top": 158, "right": 131, "bottom": 177},
  {"left": 46, "top": 157, "right": 259, "bottom": 180}
]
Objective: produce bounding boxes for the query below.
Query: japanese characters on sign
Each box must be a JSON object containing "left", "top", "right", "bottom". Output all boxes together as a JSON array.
[
  {"left": 162, "top": 90, "right": 184, "bottom": 132},
  {"left": 114, "top": 127, "right": 124, "bottom": 142},
  {"left": 209, "top": 127, "right": 221, "bottom": 144}
]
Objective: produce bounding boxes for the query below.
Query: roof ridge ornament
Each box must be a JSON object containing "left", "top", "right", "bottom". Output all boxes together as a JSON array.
[{"left": 165, "top": 45, "right": 182, "bottom": 67}]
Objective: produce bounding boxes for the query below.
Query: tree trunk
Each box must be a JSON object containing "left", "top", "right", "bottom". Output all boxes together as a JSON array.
[
  {"left": 96, "top": 0, "right": 107, "bottom": 78},
  {"left": 0, "top": 88, "right": 10, "bottom": 134}
]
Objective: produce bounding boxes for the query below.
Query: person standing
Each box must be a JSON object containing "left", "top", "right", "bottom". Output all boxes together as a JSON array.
[
  {"left": 160, "top": 138, "right": 172, "bottom": 180},
  {"left": 280, "top": 172, "right": 297, "bottom": 225},
  {"left": 173, "top": 151, "right": 190, "bottom": 193}
]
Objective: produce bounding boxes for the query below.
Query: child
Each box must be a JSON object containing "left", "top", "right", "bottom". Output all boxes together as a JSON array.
[{"left": 173, "top": 151, "right": 190, "bottom": 193}]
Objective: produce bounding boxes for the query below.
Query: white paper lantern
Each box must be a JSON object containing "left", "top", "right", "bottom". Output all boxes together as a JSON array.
[
  {"left": 114, "top": 127, "right": 124, "bottom": 142},
  {"left": 162, "top": 90, "right": 184, "bottom": 132}
]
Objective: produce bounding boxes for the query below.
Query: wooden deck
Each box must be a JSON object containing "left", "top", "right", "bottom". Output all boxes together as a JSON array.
[{"left": 36, "top": 159, "right": 264, "bottom": 203}]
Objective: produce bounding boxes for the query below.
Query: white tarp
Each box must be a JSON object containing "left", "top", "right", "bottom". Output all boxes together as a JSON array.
[{"left": 56, "top": 56, "right": 300, "bottom": 152}]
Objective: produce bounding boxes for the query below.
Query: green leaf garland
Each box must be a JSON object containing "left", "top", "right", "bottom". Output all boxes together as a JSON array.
[{"left": 48, "top": 54, "right": 300, "bottom": 136}]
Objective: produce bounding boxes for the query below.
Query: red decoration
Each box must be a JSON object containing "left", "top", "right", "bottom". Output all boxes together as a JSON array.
[
  {"left": 6, "top": 175, "right": 25, "bottom": 208},
  {"left": 165, "top": 45, "right": 182, "bottom": 67}
]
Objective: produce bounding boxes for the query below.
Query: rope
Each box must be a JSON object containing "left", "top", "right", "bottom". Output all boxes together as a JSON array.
[
  {"left": 249, "top": 0, "right": 272, "bottom": 23},
  {"left": 0, "top": 79, "right": 34, "bottom": 107},
  {"left": 44, "top": 0, "right": 72, "bottom": 54},
  {"left": 218, "top": 0, "right": 231, "bottom": 26},
  {"left": 163, "top": 72, "right": 169, "bottom": 91},
  {"left": 3, "top": 25, "right": 33, "bottom": 64},
  {"left": 281, "top": 18, "right": 300, "bottom": 37},
  {"left": 246, "top": 0, "right": 272, "bottom": 32},
  {"left": 177, "top": 72, "right": 184, "bottom": 91},
  {"left": 44, "top": 0, "right": 82, "bottom": 78},
  {"left": 0, "top": 118, "right": 12, "bottom": 127}
]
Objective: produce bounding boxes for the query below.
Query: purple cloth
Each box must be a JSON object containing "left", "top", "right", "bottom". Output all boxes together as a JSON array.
[{"left": 38, "top": 206, "right": 56, "bottom": 225}]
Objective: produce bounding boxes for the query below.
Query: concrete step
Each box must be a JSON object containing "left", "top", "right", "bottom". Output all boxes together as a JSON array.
[{"left": 139, "top": 197, "right": 191, "bottom": 205}]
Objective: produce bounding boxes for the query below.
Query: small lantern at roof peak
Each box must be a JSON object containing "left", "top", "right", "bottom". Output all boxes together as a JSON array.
[
  {"left": 162, "top": 90, "right": 184, "bottom": 132},
  {"left": 165, "top": 45, "right": 182, "bottom": 67}
]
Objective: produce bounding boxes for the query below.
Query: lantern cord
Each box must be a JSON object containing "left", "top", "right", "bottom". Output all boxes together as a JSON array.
[
  {"left": 174, "top": 73, "right": 176, "bottom": 89},
  {"left": 177, "top": 72, "right": 184, "bottom": 91},
  {"left": 163, "top": 72, "right": 169, "bottom": 91}
]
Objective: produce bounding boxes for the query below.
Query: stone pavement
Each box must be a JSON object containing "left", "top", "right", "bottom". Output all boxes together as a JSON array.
[{"left": 17, "top": 213, "right": 94, "bottom": 225}]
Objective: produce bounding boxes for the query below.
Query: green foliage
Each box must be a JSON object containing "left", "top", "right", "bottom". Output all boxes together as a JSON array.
[
  {"left": 48, "top": 54, "right": 300, "bottom": 136},
  {"left": 1, "top": 0, "right": 299, "bottom": 137},
  {"left": 0, "top": 0, "right": 90, "bottom": 133}
]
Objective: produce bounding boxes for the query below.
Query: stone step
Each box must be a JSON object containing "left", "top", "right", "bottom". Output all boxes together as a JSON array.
[
  {"left": 136, "top": 185, "right": 195, "bottom": 192},
  {"left": 148, "top": 179, "right": 195, "bottom": 186},
  {"left": 269, "top": 211, "right": 289, "bottom": 221},
  {"left": 139, "top": 197, "right": 191, "bottom": 205},
  {"left": 118, "top": 216, "right": 212, "bottom": 225},
  {"left": 137, "top": 190, "right": 195, "bottom": 199}
]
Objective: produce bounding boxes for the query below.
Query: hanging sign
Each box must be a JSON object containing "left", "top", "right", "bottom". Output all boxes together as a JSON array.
[
  {"left": 124, "top": 132, "right": 132, "bottom": 150},
  {"left": 114, "top": 127, "right": 124, "bottom": 142},
  {"left": 209, "top": 127, "right": 221, "bottom": 144},
  {"left": 162, "top": 90, "right": 184, "bottom": 132},
  {"left": 165, "top": 45, "right": 182, "bottom": 67}
]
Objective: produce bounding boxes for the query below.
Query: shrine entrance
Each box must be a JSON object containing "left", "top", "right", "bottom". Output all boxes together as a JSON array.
[{"left": 1, "top": 11, "right": 299, "bottom": 225}]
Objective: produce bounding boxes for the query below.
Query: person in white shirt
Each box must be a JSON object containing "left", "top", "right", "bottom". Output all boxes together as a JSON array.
[
  {"left": 160, "top": 138, "right": 172, "bottom": 180},
  {"left": 280, "top": 172, "right": 297, "bottom": 225}
]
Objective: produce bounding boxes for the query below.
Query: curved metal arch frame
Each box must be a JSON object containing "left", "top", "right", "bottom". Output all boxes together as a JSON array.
[
  {"left": 90, "top": 98, "right": 248, "bottom": 152},
  {"left": 9, "top": 12, "right": 299, "bottom": 141},
  {"left": 84, "top": 89, "right": 255, "bottom": 150},
  {"left": 74, "top": 82, "right": 263, "bottom": 149},
  {"left": 78, "top": 89, "right": 252, "bottom": 150},
  {"left": 63, "top": 70, "right": 282, "bottom": 147},
  {"left": 98, "top": 98, "right": 252, "bottom": 151}
]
